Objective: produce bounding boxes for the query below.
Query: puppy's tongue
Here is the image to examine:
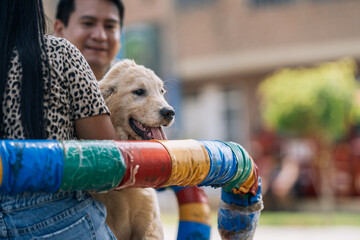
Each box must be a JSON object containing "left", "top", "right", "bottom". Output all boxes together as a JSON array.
[{"left": 149, "top": 127, "right": 167, "bottom": 140}]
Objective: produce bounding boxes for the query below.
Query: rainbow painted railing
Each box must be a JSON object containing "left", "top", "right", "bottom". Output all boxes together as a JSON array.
[{"left": 0, "top": 139, "right": 263, "bottom": 239}]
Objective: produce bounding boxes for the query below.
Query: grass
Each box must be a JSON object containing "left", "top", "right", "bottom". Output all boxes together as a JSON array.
[
  {"left": 258, "top": 211, "right": 360, "bottom": 226},
  {"left": 161, "top": 211, "right": 360, "bottom": 227}
]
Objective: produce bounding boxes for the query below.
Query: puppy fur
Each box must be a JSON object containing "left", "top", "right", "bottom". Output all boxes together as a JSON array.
[
  {"left": 100, "top": 59, "right": 174, "bottom": 141},
  {"left": 93, "top": 59, "right": 175, "bottom": 240}
]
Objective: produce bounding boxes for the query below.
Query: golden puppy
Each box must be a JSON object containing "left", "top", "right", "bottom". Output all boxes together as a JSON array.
[{"left": 93, "top": 59, "right": 175, "bottom": 240}]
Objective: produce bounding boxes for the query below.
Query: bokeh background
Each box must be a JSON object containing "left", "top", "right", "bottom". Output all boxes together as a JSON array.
[{"left": 44, "top": 0, "right": 360, "bottom": 239}]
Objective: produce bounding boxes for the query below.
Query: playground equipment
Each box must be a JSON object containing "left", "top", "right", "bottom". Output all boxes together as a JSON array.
[
  {"left": 170, "top": 186, "right": 211, "bottom": 239},
  {"left": 0, "top": 139, "right": 263, "bottom": 239}
]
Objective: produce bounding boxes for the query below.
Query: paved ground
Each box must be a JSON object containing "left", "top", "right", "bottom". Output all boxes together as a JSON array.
[
  {"left": 158, "top": 189, "right": 360, "bottom": 239},
  {"left": 163, "top": 225, "right": 360, "bottom": 240},
  {"left": 255, "top": 226, "right": 360, "bottom": 240}
]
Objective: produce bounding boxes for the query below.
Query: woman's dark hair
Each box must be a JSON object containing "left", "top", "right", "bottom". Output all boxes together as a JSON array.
[
  {"left": 0, "top": 0, "right": 49, "bottom": 139},
  {"left": 56, "top": 0, "right": 124, "bottom": 28}
]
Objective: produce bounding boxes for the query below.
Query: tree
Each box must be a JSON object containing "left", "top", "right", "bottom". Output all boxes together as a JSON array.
[{"left": 257, "top": 58, "right": 359, "bottom": 212}]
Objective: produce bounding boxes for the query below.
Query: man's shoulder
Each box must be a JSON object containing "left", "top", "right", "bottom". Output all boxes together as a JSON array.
[
  {"left": 110, "top": 58, "right": 122, "bottom": 68},
  {"left": 104, "top": 58, "right": 122, "bottom": 74}
]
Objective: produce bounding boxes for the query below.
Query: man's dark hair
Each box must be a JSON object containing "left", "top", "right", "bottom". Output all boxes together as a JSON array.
[{"left": 56, "top": 0, "right": 124, "bottom": 28}]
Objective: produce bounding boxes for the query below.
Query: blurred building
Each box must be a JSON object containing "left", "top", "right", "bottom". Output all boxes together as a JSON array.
[
  {"left": 44, "top": 0, "right": 360, "bottom": 200},
  {"left": 118, "top": 0, "right": 360, "bottom": 147},
  {"left": 44, "top": 0, "right": 360, "bottom": 145},
  {"left": 118, "top": 0, "right": 360, "bottom": 201}
]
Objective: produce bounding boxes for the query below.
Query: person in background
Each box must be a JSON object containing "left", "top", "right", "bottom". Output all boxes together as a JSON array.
[
  {"left": 0, "top": 0, "right": 119, "bottom": 239},
  {"left": 54, "top": 0, "right": 123, "bottom": 80}
]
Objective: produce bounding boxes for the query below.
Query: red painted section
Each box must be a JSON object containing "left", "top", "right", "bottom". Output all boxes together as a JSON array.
[
  {"left": 115, "top": 141, "right": 171, "bottom": 188},
  {"left": 176, "top": 186, "right": 209, "bottom": 205}
]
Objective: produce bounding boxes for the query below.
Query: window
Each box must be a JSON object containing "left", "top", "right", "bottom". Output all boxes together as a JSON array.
[
  {"left": 176, "top": 0, "right": 217, "bottom": 9},
  {"left": 249, "top": 0, "right": 339, "bottom": 8},
  {"left": 223, "top": 88, "right": 247, "bottom": 144},
  {"left": 248, "top": 0, "right": 296, "bottom": 8},
  {"left": 120, "top": 24, "right": 161, "bottom": 76}
]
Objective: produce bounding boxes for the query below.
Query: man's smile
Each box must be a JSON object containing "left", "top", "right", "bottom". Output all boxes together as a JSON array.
[{"left": 85, "top": 45, "right": 107, "bottom": 52}]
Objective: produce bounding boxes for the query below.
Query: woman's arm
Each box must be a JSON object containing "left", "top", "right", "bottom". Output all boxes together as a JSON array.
[{"left": 75, "top": 114, "right": 118, "bottom": 140}]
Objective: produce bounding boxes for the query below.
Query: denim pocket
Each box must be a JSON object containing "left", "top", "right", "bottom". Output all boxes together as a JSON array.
[
  {"left": 31, "top": 214, "right": 96, "bottom": 240},
  {"left": 0, "top": 193, "right": 116, "bottom": 240}
]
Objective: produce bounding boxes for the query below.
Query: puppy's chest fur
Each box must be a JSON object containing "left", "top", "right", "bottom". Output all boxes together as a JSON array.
[{"left": 93, "top": 59, "right": 168, "bottom": 240}]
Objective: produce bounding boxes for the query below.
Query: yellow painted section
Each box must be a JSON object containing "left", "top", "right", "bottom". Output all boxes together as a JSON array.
[
  {"left": 234, "top": 160, "right": 256, "bottom": 194},
  {"left": 179, "top": 203, "right": 211, "bottom": 225},
  {"left": 157, "top": 140, "right": 210, "bottom": 187}
]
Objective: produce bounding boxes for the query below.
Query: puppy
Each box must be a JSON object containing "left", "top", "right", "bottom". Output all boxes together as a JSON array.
[{"left": 93, "top": 59, "right": 175, "bottom": 240}]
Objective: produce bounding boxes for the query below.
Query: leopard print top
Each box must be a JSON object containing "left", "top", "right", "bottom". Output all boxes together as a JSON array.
[{"left": 2, "top": 35, "right": 109, "bottom": 140}]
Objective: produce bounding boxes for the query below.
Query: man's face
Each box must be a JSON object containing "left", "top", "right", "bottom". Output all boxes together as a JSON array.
[{"left": 56, "top": 0, "right": 121, "bottom": 72}]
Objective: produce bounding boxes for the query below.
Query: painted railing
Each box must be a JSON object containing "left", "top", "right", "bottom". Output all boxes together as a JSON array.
[{"left": 0, "top": 139, "right": 263, "bottom": 239}]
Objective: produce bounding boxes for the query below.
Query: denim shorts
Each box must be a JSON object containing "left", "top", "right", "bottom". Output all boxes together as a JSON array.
[{"left": 0, "top": 191, "right": 116, "bottom": 240}]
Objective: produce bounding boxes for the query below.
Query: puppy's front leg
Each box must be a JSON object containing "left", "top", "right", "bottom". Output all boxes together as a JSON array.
[{"left": 116, "top": 127, "right": 129, "bottom": 140}]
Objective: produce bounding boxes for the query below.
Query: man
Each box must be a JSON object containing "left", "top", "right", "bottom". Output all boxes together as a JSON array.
[{"left": 54, "top": 0, "right": 123, "bottom": 80}]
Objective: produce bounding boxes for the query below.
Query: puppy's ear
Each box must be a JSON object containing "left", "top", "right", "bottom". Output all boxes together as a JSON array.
[
  {"left": 101, "top": 86, "right": 116, "bottom": 99},
  {"left": 120, "top": 59, "right": 137, "bottom": 68}
]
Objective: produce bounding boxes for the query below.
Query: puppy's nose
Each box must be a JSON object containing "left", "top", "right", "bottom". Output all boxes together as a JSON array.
[{"left": 160, "top": 108, "right": 175, "bottom": 121}]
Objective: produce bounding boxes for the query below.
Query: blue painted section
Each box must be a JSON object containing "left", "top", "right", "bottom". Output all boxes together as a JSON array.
[
  {"left": 218, "top": 207, "right": 260, "bottom": 234},
  {"left": 177, "top": 221, "right": 211, "bottom": 240},
  {"left": 0, "top": 140, "right": 63, "bottom": 194},
  {"left": 198, "top": 140, "right": 237, "bottom": 187},
  {"left": 170, "top": 185, "right": 185, "bottom": 194},
  {"left": 221, "top": 178, "right": 262, "bottom": 207},
  {"left": 218, "top": 178, "right": 262, "bottom": 233}
]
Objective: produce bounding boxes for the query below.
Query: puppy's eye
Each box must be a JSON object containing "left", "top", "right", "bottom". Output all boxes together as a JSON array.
[
  {"left": 133, "top": 89, "right": 145, "bottom": 96},
  {"left": 160, "top": 89, "right": 166, "bottom": 94}
]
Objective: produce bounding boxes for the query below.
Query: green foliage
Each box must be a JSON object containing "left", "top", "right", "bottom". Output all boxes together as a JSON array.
[
  {"left": 258, "top": 211, "right": 360, "bottom": 226},
  {"left": 160, "top": 211, "right": 360, "bottom": 227},
  {"left": 258, "top": 58, "right": 359, "bottom": 143}
]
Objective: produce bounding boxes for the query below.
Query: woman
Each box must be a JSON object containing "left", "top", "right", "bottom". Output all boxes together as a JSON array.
[{"left": 0, "top": 0, "right": 118, "bottom": 239}]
